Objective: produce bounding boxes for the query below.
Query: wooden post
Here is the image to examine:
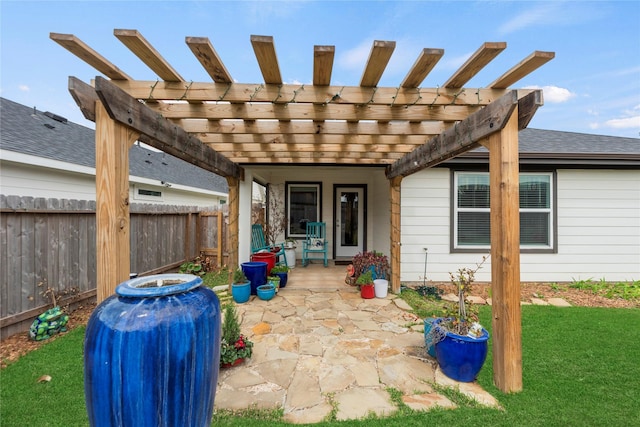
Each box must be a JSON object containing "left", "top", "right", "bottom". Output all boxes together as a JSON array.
[
  {"left": 217, "top": 209, "right": 223, "bottom": 268},
  {"left": 390, "top": 176, "right": 402, "bottom": 293},
  {"left": 486, "top": 107, "right": 523, "bottom": 392},
  {"left": 226, "top": 177, "right": 240, "bottom": 289},
  {"left": 95, "top": 101, "right": 139, "bottom": 303}
]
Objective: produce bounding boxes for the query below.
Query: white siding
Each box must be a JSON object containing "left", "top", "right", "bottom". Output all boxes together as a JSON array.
[
  {"left": 401, "top": 168, "right": 640, "bottom": 283},
  {"left": 1, "top": 159, "right": 226, "bottom": 208}
]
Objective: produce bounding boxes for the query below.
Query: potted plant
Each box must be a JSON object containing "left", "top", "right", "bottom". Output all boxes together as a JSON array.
[
  {"left": 267, "top": 275, "right": 281, "bottom": 293},
  {"left": 270, "top": 264, "right": 290, "bottom": 288},
  {"left": 425, "top": 256, "right": 490, "bottom": 382},
  {"left": 220, "top": 303, "right": 253, "bottom": 368},
  {"left": 231, "top": 268, "right": 251, "bottom": 304},
  {"left": 352, "top": 250, "right": 389, "bottom": 280},
  {"left": 356, "top": 270, "right": 375, "bottom": 299}
]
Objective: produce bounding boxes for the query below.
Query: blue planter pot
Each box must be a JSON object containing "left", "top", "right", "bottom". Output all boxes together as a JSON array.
[
  {"left": 433, "top": 318, "right": 489, "bottom": 383},
  {"left": 274, "top": 272, "right": 288, "bottom": 288},
  {"left": 84, "top": 274, "right": 221, "bottom": 427},
  {"left": 257, "top": 284, "right": 276, "bottom": 301},
  {"left": 241, "top": 261, "right": 267, "bottom": 295},
  {"left": 231, "top": 281, "right": 251, "bottom": 303}
]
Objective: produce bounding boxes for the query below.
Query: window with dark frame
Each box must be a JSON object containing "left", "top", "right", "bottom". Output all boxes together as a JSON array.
[
  {"left": 453, "top": 171, "right": 554, "bottom": 251},
  {"left": 286, "top": 182, "right": 321, "bottom": 237}
]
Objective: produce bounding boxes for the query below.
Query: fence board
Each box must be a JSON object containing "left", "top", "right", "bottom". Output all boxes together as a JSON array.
[{"left": 1, "top": 196, "right": 225, "bottom": 339}]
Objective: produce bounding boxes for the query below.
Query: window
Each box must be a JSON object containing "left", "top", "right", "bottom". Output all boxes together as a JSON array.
[
  {"left": 134, "top": 186, "right": 163, "bottom": 201},
  {"left": 286, "top": 182, "right": 321, "bottom": 237},
  {"left": 453, "top": 171, "right": 554, "bottom": 251}
]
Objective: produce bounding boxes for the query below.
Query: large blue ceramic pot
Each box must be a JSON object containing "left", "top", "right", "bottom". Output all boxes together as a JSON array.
[
  {"left": 241, "top": 261, "right": 267, "bottom": 295},
  {"left": 84, "top": 274, "right": 221, "bottom": 427},
  {"left": 433, "top": 318, "right": 489, "bottom": 383}
]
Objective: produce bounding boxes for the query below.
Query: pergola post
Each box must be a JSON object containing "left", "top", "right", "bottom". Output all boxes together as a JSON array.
[
  {"left": 485, "top": 107, "right": 523, "bottom": 392},
  {"left": 95, "top": 101, "right": 139, "bottom": 303},
  {"left": 390, "top": 177, "right": 402, "bottom": 293},
  {"left": 226, "top": 176, "right": 240, "bottom": 288}
]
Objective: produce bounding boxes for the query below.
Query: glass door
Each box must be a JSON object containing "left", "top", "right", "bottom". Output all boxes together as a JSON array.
[{"left": 334, "top": 186, "right": 365, "bottom": 258}]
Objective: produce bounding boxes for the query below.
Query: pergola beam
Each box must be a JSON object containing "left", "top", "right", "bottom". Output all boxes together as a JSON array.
[
  {"left": 186, "top": 36, "right": 234, "bottom": 83},
  {"left": 114, "top": 29, "right": 183, "bottom": 82},
  {"left": 313, "top": 45, "right": 335, "bottom": 86},
  {"left": 490, "top": 51, "right": 555, "bottom": 89},
  {"left": 360, "top": 40, "right": 396, "bottom": 87},
  {"left": 444, "top": 42, "right": 506, "bottom": 88},
  {"left": 90, "top": 77, "right": 242, "bottom": 179},
  {"left": 401, "top": 48, "right": 444, "bottom": 88},
  {"left": 150, "top": 102, "right": 477, "bottom": 121},
  {"left": 177, "top": 118, "right": 447, "bottom": 135},
  {"left": 251, "top": 35, "right": 282, "bottom": 85},
  {"left": 109, "top": 80, "right": 514, "bottom": 106},
  {"left": 386, "top": 90, "right": 542, "bottom": 178},
  {"left": 50, "top": 33, "right": 131, "bottom": 80}
]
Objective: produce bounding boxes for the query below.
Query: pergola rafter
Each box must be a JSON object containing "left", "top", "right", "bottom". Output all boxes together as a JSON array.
[{"left": 52, "top": 30, "right": 555, "bottom": 394}]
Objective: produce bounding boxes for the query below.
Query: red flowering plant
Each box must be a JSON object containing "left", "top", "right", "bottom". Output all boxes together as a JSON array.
[{"left": 220, "top": 303, "right": 253, "bottom": 367}]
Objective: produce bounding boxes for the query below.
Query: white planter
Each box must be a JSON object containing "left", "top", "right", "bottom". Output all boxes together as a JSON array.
[
  {"left": 373, "top": 279, "right": 388, "bottom": 298},
  {"left": 284, "top": 247, "right": 296, "bottom": 268}
]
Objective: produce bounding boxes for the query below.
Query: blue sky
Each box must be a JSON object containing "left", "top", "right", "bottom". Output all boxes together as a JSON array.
[{"left": 1, "top": 0, "right": 639, "bottom": 138}]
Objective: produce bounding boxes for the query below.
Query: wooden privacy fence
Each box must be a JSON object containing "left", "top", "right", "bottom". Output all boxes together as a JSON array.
[{"left": 0, "top": 195, "right": 228, "bottom": 339}]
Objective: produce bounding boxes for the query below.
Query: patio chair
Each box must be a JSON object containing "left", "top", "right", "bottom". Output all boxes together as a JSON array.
[
  {"left": 251, "top": 224, "right": 287, "bottom": 267},
  {"left": 301, "top": 222, "right": 328, "bottom": 267}
]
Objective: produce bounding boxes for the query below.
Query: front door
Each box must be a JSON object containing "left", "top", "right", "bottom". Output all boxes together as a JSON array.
[{"left": 334, "top": 186, "right": 366, "bottom": 258}]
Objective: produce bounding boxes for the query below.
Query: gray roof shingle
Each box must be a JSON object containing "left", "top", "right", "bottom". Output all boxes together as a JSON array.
[{"left": 1, "top": 97, "right": 229, "bottom": 193}]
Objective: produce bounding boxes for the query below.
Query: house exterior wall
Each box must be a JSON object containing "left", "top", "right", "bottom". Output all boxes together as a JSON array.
[
  {"left": 1, "top": 155, "right": 227, "bottom": 208},
  {"left": 401, "top": 168, "right": 640, "bottom": 283},
  {"left": 243, "top": 166, "right": 391, "bottom": 264}
]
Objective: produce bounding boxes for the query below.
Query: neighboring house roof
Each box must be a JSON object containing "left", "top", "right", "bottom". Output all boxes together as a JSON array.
[
  {"left": 453, "top": 128, "right": 640, "bottom": 167},
  {"left": 0, "top": 97, "right": 229, "bottom": 193}
]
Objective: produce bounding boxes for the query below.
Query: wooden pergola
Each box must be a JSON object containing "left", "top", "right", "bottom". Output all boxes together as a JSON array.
[{"left": 51, "top": 30, "right": 554, "bottom": 393}]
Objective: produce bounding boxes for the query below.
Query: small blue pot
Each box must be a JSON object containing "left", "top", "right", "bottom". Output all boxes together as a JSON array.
[
  {"left": 257, "top": 284, "right": 276, "bottom": 301},
  {"left": 231, "top": 281, "right": 251, "bottom": 303},
  {"left": 433, "top": 318, "right": 489, "bottom": 382}
]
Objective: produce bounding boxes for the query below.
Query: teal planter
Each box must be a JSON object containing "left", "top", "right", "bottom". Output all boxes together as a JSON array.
[
  {"left": 84, "top": 274, "right": 221, "bottom": 427},
  {"left": 257, "top": 284, "right": 276, "bottom": 301},
  {"left": 231, "top": 281, "right": 251, "bottom": 303}
]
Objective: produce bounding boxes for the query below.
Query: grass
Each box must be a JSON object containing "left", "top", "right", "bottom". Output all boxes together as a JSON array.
[{"left": 2, "top": 303, "right": 639, "bottom": 425}]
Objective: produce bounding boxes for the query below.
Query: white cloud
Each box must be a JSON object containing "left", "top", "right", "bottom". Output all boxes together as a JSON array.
[
  {"left": 19, "top": 84, "right": 30, "bottom": 92},
  {"left": 605, "top": 116, "right": 640, "bottom": 129},
  {"left": 338, "top": 40, "right": 373, "bottom": 71},
  {"left": 524, "top": 85, "right": 575, "bottom": 103},
  {"left": 498, "top": 3, "right": 560, "bottom": 35}
]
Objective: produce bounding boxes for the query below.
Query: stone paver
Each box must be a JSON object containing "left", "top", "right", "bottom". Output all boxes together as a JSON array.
[
  {"left": 215, "top": 269, "right": 501, "bottom": 424},
  {"left": 547, "top": 297, "right": 572, "bottom": 307}
]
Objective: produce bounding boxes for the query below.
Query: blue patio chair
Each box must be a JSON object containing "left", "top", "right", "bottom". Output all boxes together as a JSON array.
[
  {"left": 251, "top": 224, "right": 287, "bottom": 267},
  {"left": 301, "top": 222, "right": 328, "bottom": 267}
]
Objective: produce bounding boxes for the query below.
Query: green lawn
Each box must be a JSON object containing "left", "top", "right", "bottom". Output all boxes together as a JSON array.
[{"left": 2, "top": 305, "right": 639, "bottom": 426}]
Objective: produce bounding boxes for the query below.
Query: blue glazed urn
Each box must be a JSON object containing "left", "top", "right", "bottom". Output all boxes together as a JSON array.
[{"left": 84, "top": 274, "right": 221, "bottom": 427}]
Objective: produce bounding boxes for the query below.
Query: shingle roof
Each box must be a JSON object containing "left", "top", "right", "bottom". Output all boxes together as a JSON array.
[
  {"left": 457, "top": 127, "right": 640, "bottom": 166},
  {"left": 0, "top": 97, "right": 229, "bottom": 193}
]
